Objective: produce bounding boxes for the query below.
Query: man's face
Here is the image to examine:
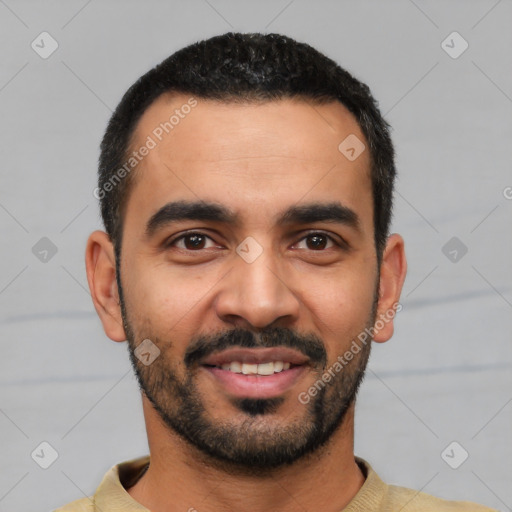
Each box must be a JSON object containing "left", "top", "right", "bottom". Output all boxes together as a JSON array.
[{"left": 117, "top": 94, "right": 379, "bottom": 469}]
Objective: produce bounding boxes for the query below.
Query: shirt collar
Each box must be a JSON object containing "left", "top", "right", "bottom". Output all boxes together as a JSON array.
[
  {"left": 94, "top": 455, "right": 150, "bottom": 511},
  {"left": 92, "top": 455, "right": 386, "bottom": 511}
]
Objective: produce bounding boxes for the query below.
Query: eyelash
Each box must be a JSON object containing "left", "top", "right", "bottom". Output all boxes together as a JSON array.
[{"left": 166, "top": 231, "right": 346, "bottom": 251}]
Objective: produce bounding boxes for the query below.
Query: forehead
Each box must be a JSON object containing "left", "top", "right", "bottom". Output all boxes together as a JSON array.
[{"left": 124, "top": 93, "right": 373, "bottom": 232}]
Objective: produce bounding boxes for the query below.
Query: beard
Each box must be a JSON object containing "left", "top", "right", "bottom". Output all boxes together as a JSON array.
[{"left": 118, "top": 273, "right": 377, "bottom": 473}]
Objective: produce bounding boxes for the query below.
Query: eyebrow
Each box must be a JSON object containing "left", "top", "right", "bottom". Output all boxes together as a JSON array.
[{"left": 145, "top": 199, "right": 360, "bottom": 237}]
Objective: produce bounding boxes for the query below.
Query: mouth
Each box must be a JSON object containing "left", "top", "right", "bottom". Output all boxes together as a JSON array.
[
  {"left": 205, "top": 360, "right": 293, "bottom": 375},
  {"left": 200, "top": 347, "right": 310, "bottom": 399}
]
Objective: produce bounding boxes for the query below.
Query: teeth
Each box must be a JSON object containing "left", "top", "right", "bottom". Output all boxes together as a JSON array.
[
  {"left": 273, "top": 361, "right": 284, "bottom": 372},
  {"left": 223, "top": 361, "right": 241, "bottom": 372},
  {"left": 257, "top": 362, "right": 274, "bottom": 375},
  {"left": 242, "top": 363, "right": 258, "bottom": 375},
  {"left": 218, "top": 361, "right": 292, "bottom": 375}
]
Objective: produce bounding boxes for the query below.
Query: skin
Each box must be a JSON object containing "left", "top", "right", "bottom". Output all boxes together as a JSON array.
[{"left": 85, "top": 93, "right": 407, "bottom": 512}]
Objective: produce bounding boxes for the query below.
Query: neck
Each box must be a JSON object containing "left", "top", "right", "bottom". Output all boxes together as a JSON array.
[{"left": 128, "top": 396, "right": 365, "bottom": 512}]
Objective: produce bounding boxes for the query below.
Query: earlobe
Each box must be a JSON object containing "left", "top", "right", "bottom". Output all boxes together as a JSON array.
[
  {"left": 85, "top": 230, "right": 127, "bottom": 342},
  {"left": 372, "top": 233, "right": 407, "bottom": 343}
]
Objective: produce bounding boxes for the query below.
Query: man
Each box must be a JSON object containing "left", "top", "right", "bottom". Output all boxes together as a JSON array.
[{"left": 57, "top": 32, "right": 496, "bottom": 511}]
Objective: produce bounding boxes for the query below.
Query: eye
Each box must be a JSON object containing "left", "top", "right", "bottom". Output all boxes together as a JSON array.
[
  {"left": 294, "top": 232, "right": 340, "bottom": 251},
  {"left": 166, "top": 231, "right": 345, "bottom": 253},
  {"left": 168, "top": 232, "right": 218, "bottom": 251}
]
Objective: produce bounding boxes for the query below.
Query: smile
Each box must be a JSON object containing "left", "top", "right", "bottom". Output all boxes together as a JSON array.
[
  {"left": 200, "top": 347, "right": 310, "bottom": 399},
  {"left": 206, "top": 361, "right": 292, "bottom": 376}
]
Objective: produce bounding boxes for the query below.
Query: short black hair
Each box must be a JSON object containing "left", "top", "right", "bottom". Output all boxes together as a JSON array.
[{"left": 97, "top": 32, "right": 396, "bottom": 263}]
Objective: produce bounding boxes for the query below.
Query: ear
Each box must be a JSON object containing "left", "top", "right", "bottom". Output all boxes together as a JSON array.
[
  {"left": 85, "top": 230, "right": 127, "bottom": 342},
  {"left": 372, "top": 233, "right": 407, "bottom": 343}
]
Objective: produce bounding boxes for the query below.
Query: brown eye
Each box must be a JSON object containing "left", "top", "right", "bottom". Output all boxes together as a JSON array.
[
  {"left": 183, "top": 234, "right": 206, "bottom": 249},
  {"left": 305, "top": 234, "right": 329, "bottom": 250},
  {"left": 169, "top": 232, "right": 215, "bottom": 250},
  {"left": 294, "top": 232, "right": 337, "bottom": 251}
]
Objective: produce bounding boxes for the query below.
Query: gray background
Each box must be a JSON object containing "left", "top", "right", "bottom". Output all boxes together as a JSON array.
[{"left": 1, "top": 1, "right": 511, "bottom": 510}]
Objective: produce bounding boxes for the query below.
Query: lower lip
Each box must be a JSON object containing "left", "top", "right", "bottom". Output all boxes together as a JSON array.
[{"left": 202, "top": 365, "right": 307, "bottom": 399}]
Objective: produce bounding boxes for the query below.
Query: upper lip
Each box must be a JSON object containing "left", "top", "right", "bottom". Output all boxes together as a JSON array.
[{"left": 201, "top": 347, "right": 310, "bottom": 366}]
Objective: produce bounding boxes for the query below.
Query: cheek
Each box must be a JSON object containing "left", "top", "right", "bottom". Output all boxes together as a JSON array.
[
  {"left": 123, "top": 260, "right": 218, "bottom": 336},
  {"left": 299, "top": 264, "right": 377, "bottom": 353}
]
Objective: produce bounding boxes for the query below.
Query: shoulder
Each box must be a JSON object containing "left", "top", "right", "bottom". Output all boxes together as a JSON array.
[
  {"left": 384, "top": 482, "right": 498, "bottom": 511},
  {"left": 353, "top": 457, "right": 497, "bottom": 512},
  {"left": 53, "top": 497, "right": 94, "bottom": 511},
  {"left": 52, "top": 455, "right": 150, "bottom": 512}
]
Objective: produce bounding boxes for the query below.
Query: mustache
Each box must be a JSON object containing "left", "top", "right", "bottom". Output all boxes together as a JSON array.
[{"left": 184, "top": 326, "right": 327, "bottom": 368}]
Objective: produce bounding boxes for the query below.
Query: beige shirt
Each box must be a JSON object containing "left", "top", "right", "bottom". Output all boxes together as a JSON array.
[{"left": 55, "top": 456, "right": 497, "bottom": 511}]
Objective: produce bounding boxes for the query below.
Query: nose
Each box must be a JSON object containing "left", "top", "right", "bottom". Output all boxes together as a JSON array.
[{"left": 214, "top": 246, "right": 301, "bottom": 330}]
